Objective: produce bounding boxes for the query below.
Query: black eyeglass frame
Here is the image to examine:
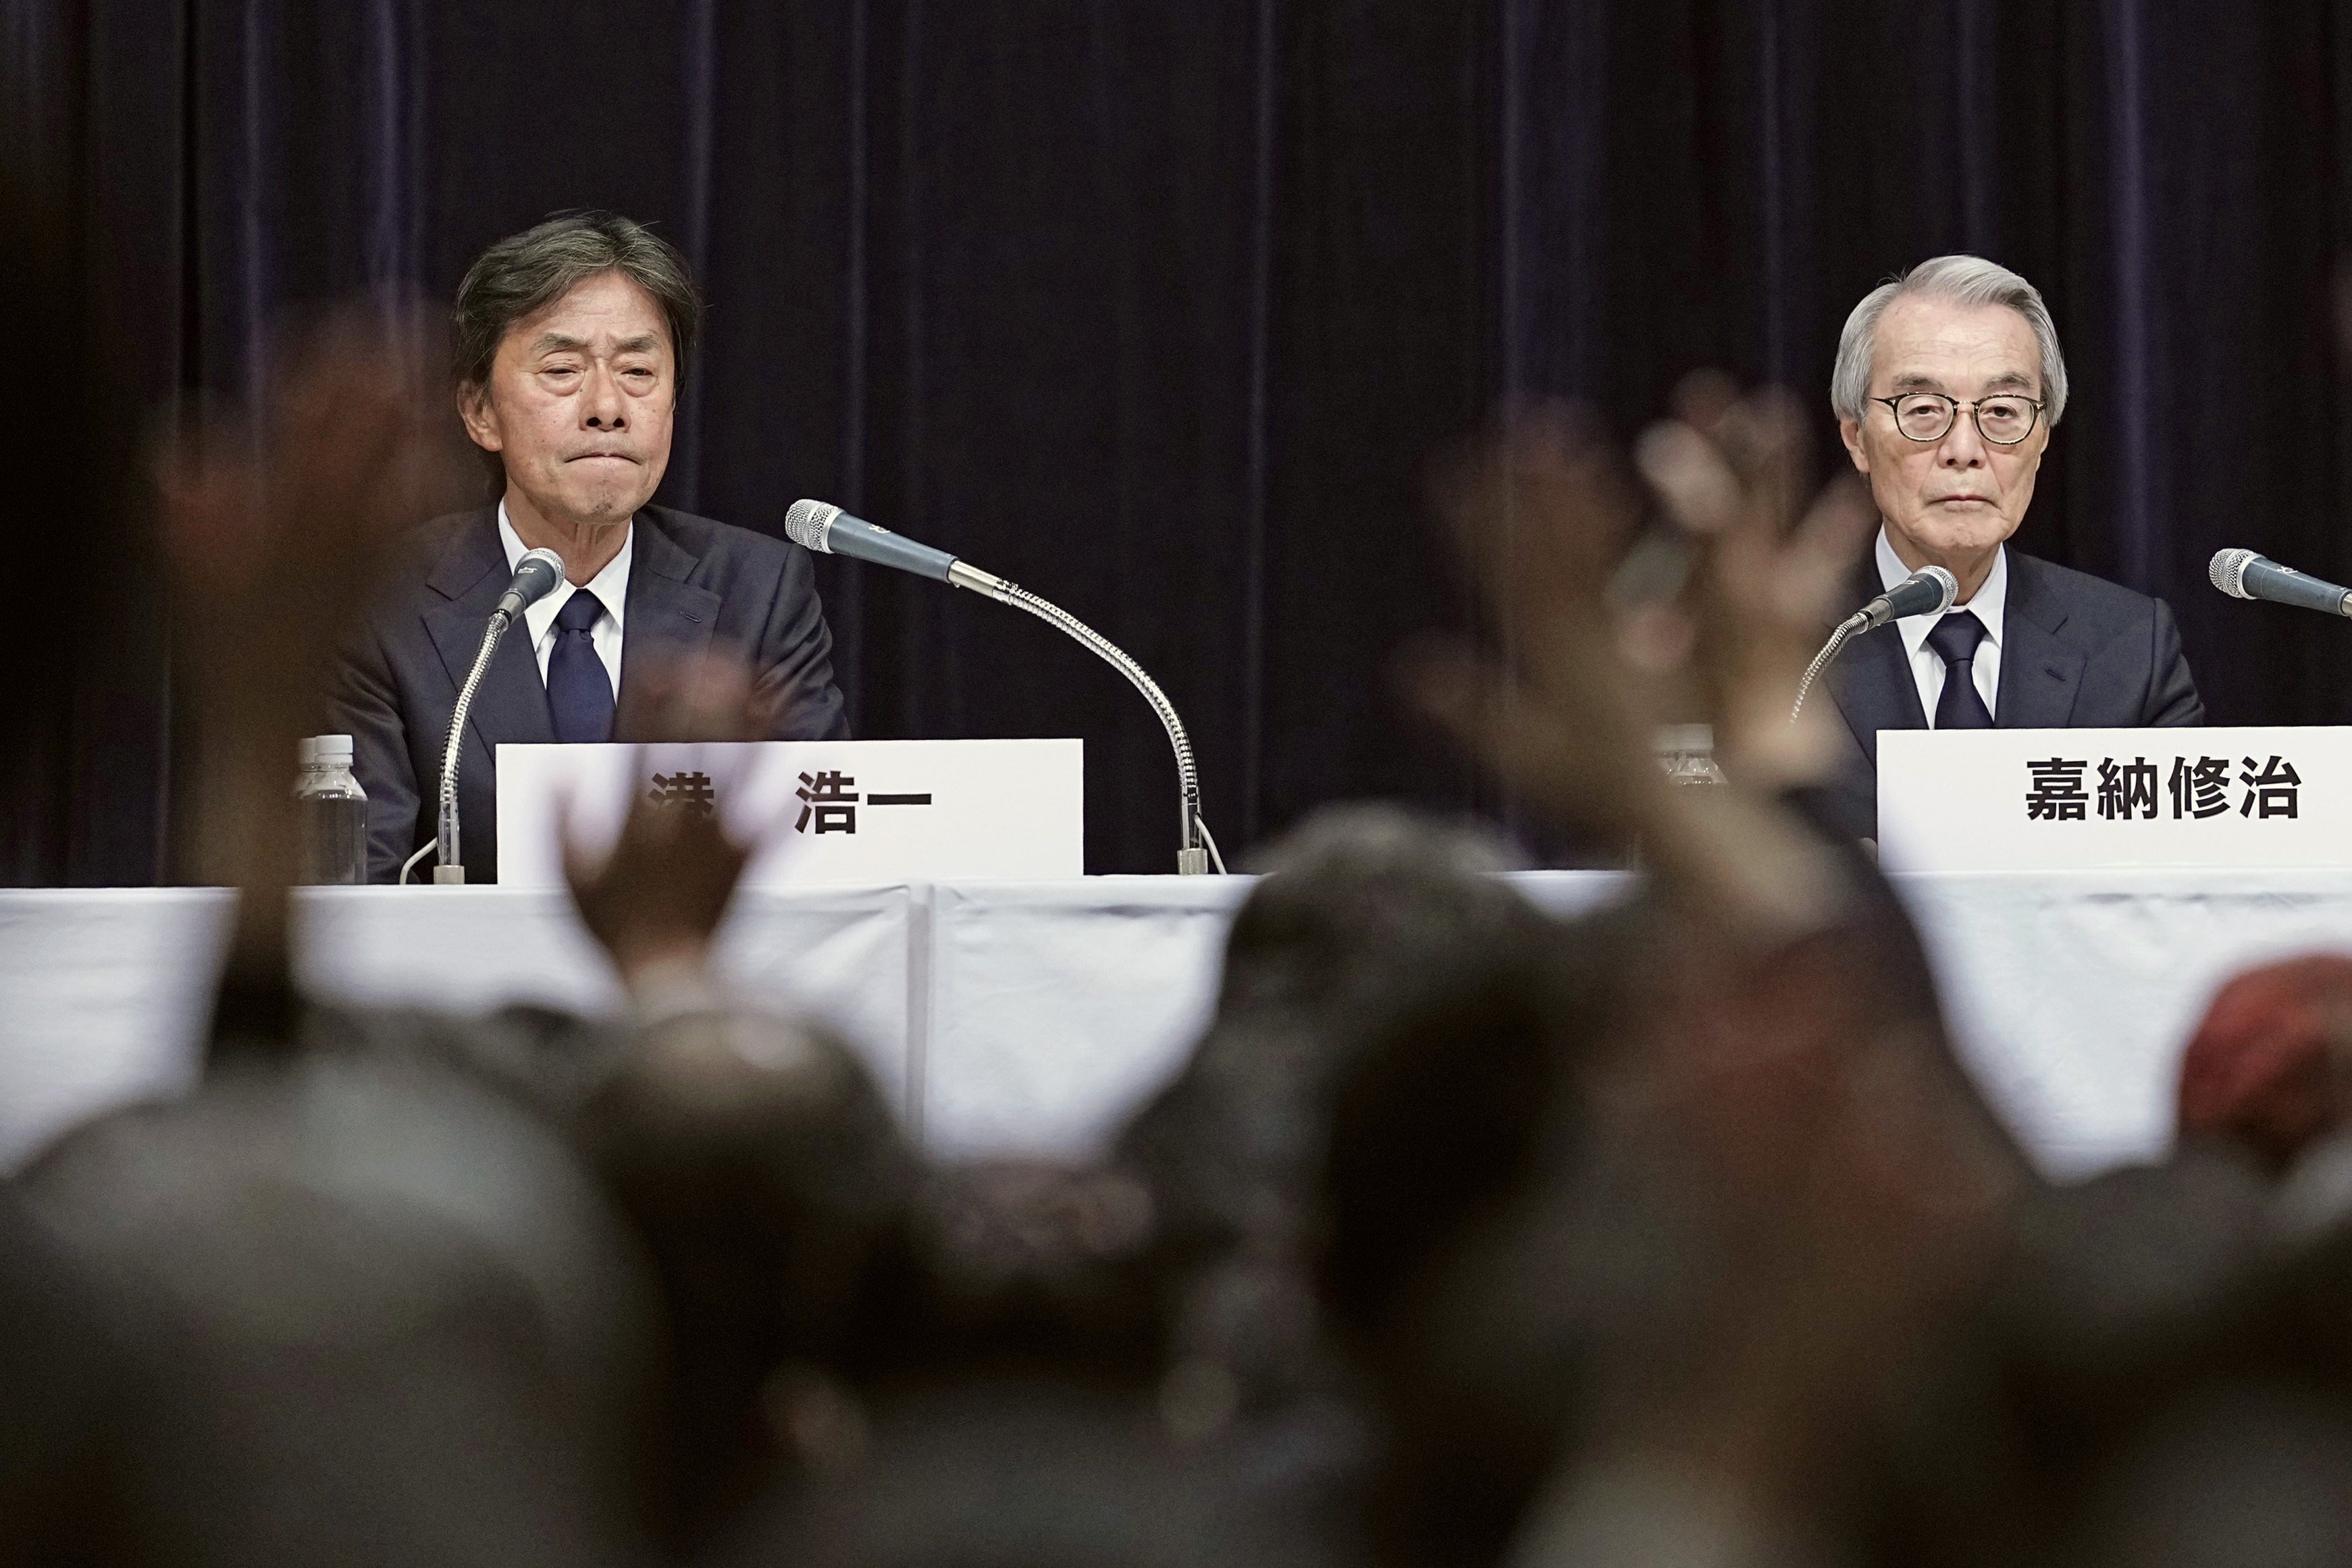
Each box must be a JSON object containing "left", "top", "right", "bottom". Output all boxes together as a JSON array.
[{"left": 1868, "top": 392, "right": 2046, "bottom": 446}]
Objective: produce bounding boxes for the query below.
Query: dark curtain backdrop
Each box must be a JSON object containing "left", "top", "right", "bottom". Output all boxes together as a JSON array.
[{"left": 6, "top": 1, "right": 2352, "bottom": 880}]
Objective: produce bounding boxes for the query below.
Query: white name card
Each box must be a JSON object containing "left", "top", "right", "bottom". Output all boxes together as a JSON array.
[
  {"left": 496, "top": 739, "right": 1083, "bottom": 887},
  {"left": 1879, "top": 727, "right": 2352, "bottom": 872}
]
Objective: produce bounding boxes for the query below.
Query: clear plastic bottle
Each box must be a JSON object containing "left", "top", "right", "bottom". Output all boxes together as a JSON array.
[
  {"left": 1654, "top": 723, "right": 1728, "bottom": 787},
  {"left": 296, "top": 735, "right": 370, "bottom": 885}
]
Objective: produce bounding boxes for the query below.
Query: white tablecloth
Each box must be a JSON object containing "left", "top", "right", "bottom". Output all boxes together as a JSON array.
[
  {"left": 1891, "top": 870, "right": 2352, "bottom": 1176},
  {"left": 6, "top": 872, "right": 2351, "bottom": 1178}
]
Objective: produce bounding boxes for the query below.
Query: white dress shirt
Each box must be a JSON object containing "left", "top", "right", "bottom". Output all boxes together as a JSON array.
[
  {"left": 498, "top": 502, "right": 631, "bottom": 698},
  {"left": 1877, "top": 527, "right": 2006, "bottom": 726}
]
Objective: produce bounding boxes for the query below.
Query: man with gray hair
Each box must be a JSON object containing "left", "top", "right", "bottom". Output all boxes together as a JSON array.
[
  {"left": 334, "top": 211, "right": 849, "bottom": 882},
  {"left": 1816, "top": 253, "right": 2201, "bottom": 841}
]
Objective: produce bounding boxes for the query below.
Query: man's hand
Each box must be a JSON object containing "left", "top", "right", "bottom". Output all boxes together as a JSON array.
[
  {"left": 155, "top": 309, "right": 467, "bottom": 1043},
  {"left": 1407, "top": 385, "right": 1874, "bottom": 944},
  {"left": 563, "top": 654, "right": 780, "bottom": 999},
  {"left": 1634, "top": 374, "right": 1875, "bottom": 791},
  {"left": 1419, "top": 390, "right": 2008, "bottom": 1552},
  {"left": 1409, "top": 404, "right": 1667, "bottom": 841}
]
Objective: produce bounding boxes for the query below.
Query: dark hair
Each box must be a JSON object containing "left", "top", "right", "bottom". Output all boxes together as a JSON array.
[{"left": 451, "top": 211, "right": 702, "bottom": 389}]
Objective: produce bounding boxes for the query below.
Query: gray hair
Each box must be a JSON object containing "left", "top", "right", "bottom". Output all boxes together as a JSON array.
[
  {"left": 1830, "top": 254, "right": 2068, "bottom": 429},
  {"left": 452, "top": 211, "right": 702, "bottom": 389}
]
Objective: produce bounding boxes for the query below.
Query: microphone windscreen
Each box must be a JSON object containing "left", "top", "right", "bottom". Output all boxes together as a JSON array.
[
  {"left": 509, "top": 548, "right": 566, "bottom": 609},
  {"left": 785, "top": 499, "right": 841, "bottom": 553},
  {"left": 1881, "top": 565, "right": 1960, "bottom": 621},
  {"left": 2211, "top": 548, "right": 2257, "bottom": 599}
]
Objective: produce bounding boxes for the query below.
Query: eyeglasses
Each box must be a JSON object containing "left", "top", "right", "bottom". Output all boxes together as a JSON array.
[{"left": 1870, "top": 392, "right": 2045, "bottom": 446}]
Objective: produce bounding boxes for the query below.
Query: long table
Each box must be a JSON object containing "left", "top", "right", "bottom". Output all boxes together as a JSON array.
[{"left": 7, "top": 871, "right": 2352, "bottom": 1178}]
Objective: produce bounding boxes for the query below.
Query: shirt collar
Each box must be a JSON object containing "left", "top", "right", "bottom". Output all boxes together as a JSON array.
[
  {"left": 1876, "top": 526, "right": 2006, "bottom": 660},
  {"left": 498, "top": 500, "right": 633, "bottom": 644}
]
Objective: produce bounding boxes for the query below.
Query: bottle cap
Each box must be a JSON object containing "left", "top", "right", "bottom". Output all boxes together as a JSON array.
[{"left": 308, "top": 734, "right": 355, "bottom": 762}]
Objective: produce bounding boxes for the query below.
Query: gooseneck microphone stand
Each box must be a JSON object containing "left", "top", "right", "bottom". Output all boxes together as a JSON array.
[
  {"left": 946, "top": 558, "right": 1216, "bottom": 874},
  {"left": 785, "top": 500, "right": 1222, "bottom": 874},
  {"left": 1789, "top": 619, "right": 1864, "bottom": 723},
  {"left": 400, "top": 547, "right": 567, "bottom": 885},
  {"left": 1789, "top": 565, "right": 1960, "bottom": 722}
]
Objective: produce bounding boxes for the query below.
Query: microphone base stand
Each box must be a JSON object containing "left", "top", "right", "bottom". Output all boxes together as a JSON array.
[{"left": 947, "top": 560, "right": 1218, "bottom": 874}]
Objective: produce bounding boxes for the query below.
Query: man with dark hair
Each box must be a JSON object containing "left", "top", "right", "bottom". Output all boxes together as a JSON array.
[{"left": 334, "top": 211, "right": 848, "bottom": 883}]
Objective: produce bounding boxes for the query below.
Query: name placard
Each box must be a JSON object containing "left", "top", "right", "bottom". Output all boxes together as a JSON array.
[
  {"left": 1879, "top": 727, "right": 2352, "bottom": 871},
  {"left": 496, "top": 739, "right": 1084, "bottom": 887}
]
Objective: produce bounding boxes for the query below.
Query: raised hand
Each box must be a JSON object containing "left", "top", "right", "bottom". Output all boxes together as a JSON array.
[
  {"left": 155, "top": 309, "right": 468, "bottom": 1045},
  {"left": 563, "top": 653, "right": 781, "bottom": 999},
  {"left": 1633, "top": 375, "right": 1875, "bottom": 789},
  {"left": 1409, "top": 403, "right": 1667, "bottom": 841},
  {"left": 1408, "top": 385, "right": 1874, "bottom": 943}
]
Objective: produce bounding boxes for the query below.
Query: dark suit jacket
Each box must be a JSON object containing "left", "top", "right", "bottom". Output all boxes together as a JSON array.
[
  {"left": 333, "top": 504, "right": 850, "bottom": 884},
  {"left": 1816, "top": 548, "right": 2204, "bottom": 840}
]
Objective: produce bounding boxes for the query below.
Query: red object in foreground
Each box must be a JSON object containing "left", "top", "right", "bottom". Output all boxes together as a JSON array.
[{"left": 2177, "top": 954, "right": 2352, "bottom": 1167}]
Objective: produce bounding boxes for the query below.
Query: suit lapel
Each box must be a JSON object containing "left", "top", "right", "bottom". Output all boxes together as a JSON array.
[
  {"left": 1829, "top": 620, "right": 1927, "bottom": 763},
  {"left": 1995, "top": 552, "right": 2086, "bottom": 729},
  {"left": 422, "top": 510, "right": 555, "bottom": 754},
  {"left": 613, "top": 508, "right": 722, "bottom": 740}
]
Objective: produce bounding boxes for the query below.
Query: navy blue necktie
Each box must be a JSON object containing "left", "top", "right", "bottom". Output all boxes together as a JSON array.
[
  {"left": 546, "top": 589, "right": 615, "bottom": 743},
  {"left": 1926, "top": 610, "right": 1993, "bottom": 729}
]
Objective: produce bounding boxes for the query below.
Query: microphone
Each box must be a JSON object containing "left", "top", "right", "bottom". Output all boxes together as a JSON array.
[
  {"left": 496, "top": 548, "right": 568, "bottom": 619},
  {"left": 2210, "top": 548, "right": 2352, "bottom": 619},
  {"left": 402, "top": 546, "right": 571, "bottom": 885},
  {"left": 785, "top": 500, "right": 958, "bottom": 582},
  {"left": 1789, "top": 565, "right": 1962, "bottom": 721},
  {"left": 784, "top": 498, "right": 1221, "bottom": 874},
  {"left": 1854, "top": 565, "right": 1962, "bottom": 630}
]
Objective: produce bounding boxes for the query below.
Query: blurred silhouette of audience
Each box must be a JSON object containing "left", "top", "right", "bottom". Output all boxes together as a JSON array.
[{"left": 20, "top": 152, "right": 2352, "bottom": 1568}]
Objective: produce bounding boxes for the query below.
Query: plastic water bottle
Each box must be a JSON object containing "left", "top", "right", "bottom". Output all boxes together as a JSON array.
[
  {"left": 1654, "top": 723, "right": 1727, "bottom": 787},
  {"left": 296, "top": 735, "right": 370, "bottom": 885}
]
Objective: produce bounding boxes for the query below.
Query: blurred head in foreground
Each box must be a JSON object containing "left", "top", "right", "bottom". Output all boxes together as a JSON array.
[
  {"left": 8, "top": 1048, "right": 658, "bottom": 1566},
  {"left": 1118, "top": 806, "right": 1571, "bottom": 1398}
]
